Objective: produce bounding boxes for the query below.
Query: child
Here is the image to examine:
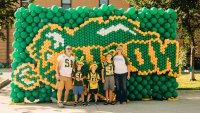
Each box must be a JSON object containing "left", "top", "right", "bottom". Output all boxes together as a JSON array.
[
  {"left": 102, "top": 49, "right": 116, "bottom": 105},
  {"left": 86, "top": 61, "right": 100, "bottom": 105},
  {"left": 72, "top": 56, "right": 86, "bottom": 106}
]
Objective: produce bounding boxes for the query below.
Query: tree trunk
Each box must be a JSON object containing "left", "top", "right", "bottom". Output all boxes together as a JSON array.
[{"left": 189, "top": 43, "right": 196, "bottom": 81}]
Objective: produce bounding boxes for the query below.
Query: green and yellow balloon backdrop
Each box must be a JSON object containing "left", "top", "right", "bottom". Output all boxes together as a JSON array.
[{"left": 11, "top": 3, "right": 180, "bottom": 103}]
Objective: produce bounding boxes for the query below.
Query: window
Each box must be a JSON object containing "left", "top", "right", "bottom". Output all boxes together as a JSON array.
[
  {"left": 61, "top": 0, "right": 71, "bottom": 9},
  {"left": 20, "top": 0, "right": 30, "bottom": 7},
  {"left": 99, "top": 0, "right": 109, "bottom": 6}
]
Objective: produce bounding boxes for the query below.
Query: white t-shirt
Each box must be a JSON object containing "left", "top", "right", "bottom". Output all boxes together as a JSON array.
[
  {"left": 57, "top": 54, "right": 75, "bottom": 77},
  {"left": 113, "top": 55, "right": 128, "bottom": 74}
]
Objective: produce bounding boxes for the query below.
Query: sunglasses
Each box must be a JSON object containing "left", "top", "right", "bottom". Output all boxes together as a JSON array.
[{"left": 66, "top": 48, "right": 72, "bottom": 50}]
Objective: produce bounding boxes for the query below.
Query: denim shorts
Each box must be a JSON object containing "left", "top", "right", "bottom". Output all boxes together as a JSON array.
[{"left": 73, "top": 86, "right": 83, "bottom": 95}]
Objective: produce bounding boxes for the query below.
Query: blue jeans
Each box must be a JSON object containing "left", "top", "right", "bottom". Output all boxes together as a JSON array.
[{"left": 115, "top": 73, "right": 127, "bottom": 103}]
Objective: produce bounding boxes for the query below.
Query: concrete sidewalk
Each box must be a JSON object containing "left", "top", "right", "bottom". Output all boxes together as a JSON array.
[{"left": 0, "top": 85, "right": 200, "bottom": 113}]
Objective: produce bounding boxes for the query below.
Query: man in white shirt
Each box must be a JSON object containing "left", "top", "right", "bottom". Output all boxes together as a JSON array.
[
  {"left": 56, "top": 46, "right": 75, "bottom": 108},
  {"left": 113, "top": 45, "right": 130, "bottom": 104}
]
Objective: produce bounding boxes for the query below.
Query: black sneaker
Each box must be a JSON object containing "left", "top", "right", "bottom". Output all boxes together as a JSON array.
[
  {"left": 82, "top": 102, "right": 86, "bottom": 106},
  {"left": 57, "top": 102, "right": 64, "bottom": 108},
  {"left": 104, "top": 101, "right": 109, "bottom": 105},
  {"left": 110, "top": 101, "right": 116, "bottom": 105},
  {"left": 85, "top": 102, "right": 90, "bottom": 106},
  {"left": 73, "top": 102, "right": 77, "bottom": 107},
  {"left": 95, "top": 101, "right": 98, "bottom": 105}
]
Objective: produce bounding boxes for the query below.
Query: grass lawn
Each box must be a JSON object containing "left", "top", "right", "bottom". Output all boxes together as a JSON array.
[{"left": 177, "top": 74, "right": 200, "bottom": 90}]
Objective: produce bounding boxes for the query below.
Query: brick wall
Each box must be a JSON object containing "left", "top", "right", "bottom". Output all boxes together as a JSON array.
[
  {"left": 72, "top": 0, "right": 99, "bottom": 7},
  {"left": 109, "top": 0, "right": 130, "bottom": 9},
  {"left": 34, "top": 0, "right": 61, "bottom": 7}
]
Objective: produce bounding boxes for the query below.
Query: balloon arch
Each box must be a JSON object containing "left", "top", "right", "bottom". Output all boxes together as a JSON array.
[{"left": 11, "top": 4, "right": 179, "bottom": 103}]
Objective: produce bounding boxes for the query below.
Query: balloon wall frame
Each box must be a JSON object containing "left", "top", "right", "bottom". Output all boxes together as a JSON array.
[{"left": 11, "top": 4, "right": 179, "bottom": 103}]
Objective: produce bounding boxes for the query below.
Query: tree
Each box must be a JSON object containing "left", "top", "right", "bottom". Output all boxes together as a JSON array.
[
  {"left": 127, "top": 0, "right": 200, "bottom": 81},
  {"left": 0, "top": 0, "right": 18, "bottom": 40}
]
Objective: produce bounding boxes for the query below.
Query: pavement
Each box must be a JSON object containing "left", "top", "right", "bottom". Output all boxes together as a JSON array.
[
  {"left": 0, "top": 85, "right": 200, "bottom": 113},
  {"left": 0, "top": 69, "right": 200, "bottom": 113}
]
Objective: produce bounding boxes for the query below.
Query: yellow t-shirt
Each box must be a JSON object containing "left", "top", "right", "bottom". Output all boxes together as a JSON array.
[{"left": 87, "top": 72, "right": 100, "bottom": 89}]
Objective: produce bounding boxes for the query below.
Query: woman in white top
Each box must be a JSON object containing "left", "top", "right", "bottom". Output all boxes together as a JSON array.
[{"left": 113, "top": 45, "right": 130, "bottom": 104}]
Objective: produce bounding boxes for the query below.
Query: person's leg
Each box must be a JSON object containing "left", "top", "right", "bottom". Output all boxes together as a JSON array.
[
  {"left": 94, "top": 94, "right": 98, "bottom": 102},
  {"left": 109, "top": 76, "right": 115, "bottom": 103},
  {"left": 106, "top": 90, "right": 109, "bottom": 101},
  {"left": 56, "top": 77, "right": 64, "bottom": 108},
  {"left": 57, "top": 79, "right": 64, "bottom": 103},
  {"left": 118, "top": 75, "right": 124, "bottom": 103},
  {"left": 121, "top": 73, "right": 128, "bottom": 103},
  {"left": 87, "top": 92, "right": 91, "bottom": 102},
  {"left": 73, "top": 86, "right": 78, "bottom": 103},
  {"left": 114, "top": 74, "right": 120, "bottom": 102},
  {"left": 64, "top": 77, "right": 72, "bottom": 102}
]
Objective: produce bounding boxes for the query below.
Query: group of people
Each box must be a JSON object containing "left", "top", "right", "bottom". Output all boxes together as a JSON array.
[{"left": 56, "top": 45, "right": 130, "bottom": 108}]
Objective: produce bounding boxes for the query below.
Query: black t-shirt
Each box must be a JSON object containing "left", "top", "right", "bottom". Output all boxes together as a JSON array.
[{"left": 73, "top": 70, "right": 84, "bottom": 86}]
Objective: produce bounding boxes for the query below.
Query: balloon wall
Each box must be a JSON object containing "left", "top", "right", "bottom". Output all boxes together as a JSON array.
[{"left": 11, "top": 3, "right": 180, "bottom": 103}]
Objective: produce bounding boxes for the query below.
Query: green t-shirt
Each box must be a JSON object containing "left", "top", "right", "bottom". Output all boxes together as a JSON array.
[
  {"left": 73, "top": 70, "right": 84, "bottom": 86},
  {"left": 102, "top": 62, "right": 114, "bottom": 76}
]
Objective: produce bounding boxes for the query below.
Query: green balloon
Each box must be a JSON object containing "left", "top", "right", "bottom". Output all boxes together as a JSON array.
[
  {"left": 141, "top": 89, "right": 148, "bottom": 96},
  {"left": 46, "top": 11, "right": 54, "bottom": 19},
  {"left": 161, "top": 85, "right": 167, "bottom": 92},
  {"left": 13, "top": 31, "right": 20, "bottom": 39},
  {"left": 153, "top": 85, "right": 159, "bottom": 91},
  {"left": 97, "top": 10, "right": 103, "bottom": 16},
  {"left": 145, "top": 13, "right": 151, "bottom": 19},
  {"left": 26, "top": 16, "right": 33, "bottom": 23},
  {"left": 108, "top": 4, "right": 115, "bottom": 11},
  {"left": 76, "top": 17, "right": 83, "bottom": 24},
  {"left": 39, "top": 13, "right": 46, "bottom": 19},
  {"left": 146, "top": 22, "right": 152, "bottom": 28},
  {"left": 129, "top": 86, "right": 135, "bottom": 92},
  {"left": 164, "top": 13, "right": 170, "bottom": 19},
  {"left": 150, "top": 7, "right": 158, "bottom": 15},
  {"left": 52, "top": 17, "right": 59, "bottom": 23},
  {"left": 158, "top": 27, "right": 165, "bottom": 34},
  {"left": 158, "top": 8, "right": 164, "bottom": 15},
  {"left": 17, "top": 91, "right": 25, "bottom": 99},
  {"left": 164, "top": 32, "right": 170, "bottom": 38},
  {"left": 76, "top": 6, "right": 83, "bottom": 13},
  {"left": 151, "top": 18, "right": 157, "bottom": 24},
  {"left": 64, "top": 11, "right": 71, "bottom": 20},
  {"left": 14, "top": 21, "right": 21, "bottom": 28},
  {"left": 28, "top": 96, "right": 35, "bottom": 102},
  {"left": 51, "top": 5, "right": 59, "bottom": 13},
  {"left": 26, "top": 26, "right": 33, "bottom": 33},
  {"left": 28, "top": 3, "right": 36, "bottom": 11},
  {"left": 158, "top": 18, "right": 164, "bottom": 24},
  {"left": 32, "top": 91, "right": 39, "bottom": 97},
  {"left": 25, "top": 91, "right": 32, "bottom": 97},
  {"left": 100, "top": 4, "right": 108, "bottom": 12},
  {"left": 34, "top": 16, "right": 40, "bottom": 23},
  {"left": 136, "top": 76, "right": 142, "bottom": 82},
  {"left": 20, "top": 32, "right": 28, "bottom": 39},
  {"left": 137, "top": 84, "right": 143, "bottom": 91},
  {"left": 127, "top": 7, "right": 136, "bottom": 15},
  {"left": 165, "top": 92, "right": 172, "bottom": 98},
  {"left": 14, "top": 9, "right": 22, "bottom": 18}
]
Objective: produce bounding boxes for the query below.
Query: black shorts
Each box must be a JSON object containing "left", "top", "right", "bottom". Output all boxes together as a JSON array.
[{"left": 89, "top": 89, "right": 98, "bottom": 94}]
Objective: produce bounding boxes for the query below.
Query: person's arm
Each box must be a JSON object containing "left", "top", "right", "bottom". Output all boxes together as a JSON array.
[
  {"left": 127, "top": 65, "right": 130, "bottom": 80},
  {"left": 56, "top": 61, "right": 60, "bottom": 80},
  {"left": 101, "top": 63, "right": 105, "bottom": 83}
]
